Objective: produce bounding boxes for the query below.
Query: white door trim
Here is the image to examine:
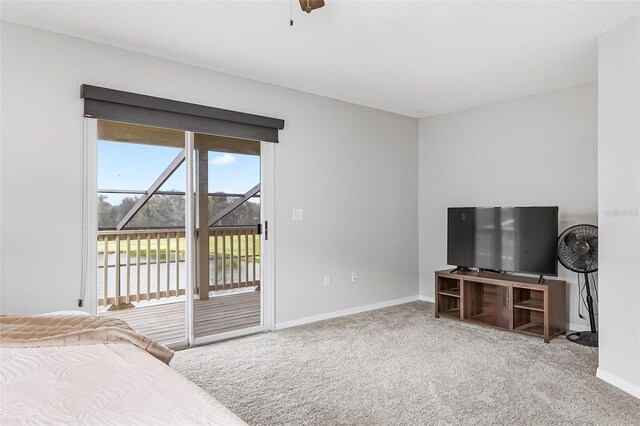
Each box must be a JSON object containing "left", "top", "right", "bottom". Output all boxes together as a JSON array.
[
  {"left": 261, "top": 141, "right": 276, "bottom": 331},
  {"left": 184, "top": 131, "right": 196, "bottom": 344},
  {"left": 82, "top": 118, "right": 98, "bottom": 315}
]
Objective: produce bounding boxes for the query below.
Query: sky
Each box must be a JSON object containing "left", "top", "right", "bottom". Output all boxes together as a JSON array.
[{"left": 98, "top": 140, "right": 260, "bottom": 204}]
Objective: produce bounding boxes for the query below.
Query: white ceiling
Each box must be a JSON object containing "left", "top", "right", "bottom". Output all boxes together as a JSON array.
[{"left": 2, "top": 1, "right": 639, "bottom": 117}]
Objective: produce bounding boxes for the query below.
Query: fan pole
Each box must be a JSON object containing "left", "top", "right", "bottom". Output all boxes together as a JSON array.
[{"left": 584, "top": 272, "right": 597, "bottom": 333}]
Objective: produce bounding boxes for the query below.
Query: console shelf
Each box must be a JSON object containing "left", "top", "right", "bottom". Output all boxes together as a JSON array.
[
  {"left": 434, "top": 269, "right": 566, "bottom": 343},
  {"left": 468, "top": 312, "right": 503, "bottom": 328},
  {"left": 439, "top": 288, "right": 461, "bottom": 298},
  {"left": 515, "top": 322, "right": 545, "bottom": 336},
  {"left": 439, "top": 308, "right": 460, "bottom": 319},
  {"left": 513, "top": 299, "right": 544, "bottom": 312}
]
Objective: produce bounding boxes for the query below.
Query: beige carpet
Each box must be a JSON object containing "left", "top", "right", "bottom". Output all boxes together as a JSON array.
[{"left": 172, "top": 301, "right": 640, "bottom": 425}]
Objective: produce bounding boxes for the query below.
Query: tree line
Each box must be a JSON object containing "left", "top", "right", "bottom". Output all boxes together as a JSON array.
[{"left": 98, "top": 194, "right": 260, "bottom": 230}]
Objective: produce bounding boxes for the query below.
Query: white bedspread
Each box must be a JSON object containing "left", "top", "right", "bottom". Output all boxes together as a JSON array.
[{"left": 0, "top": 343, "right": 247, "bottom": 425}]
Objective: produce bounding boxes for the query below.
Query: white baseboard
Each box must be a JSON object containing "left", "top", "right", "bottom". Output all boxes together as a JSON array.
[
  {"left": 418, "top": 295, "right": 435, "bottom": 303},
  {"left": 596, "top": 368, "right": 640, "bottom": 399},
  {"left": 567, "top": 322, "right": 591, "bottom": 332},
  {"left": 275, "top": 295, "right": 419, "bottom": 330}
]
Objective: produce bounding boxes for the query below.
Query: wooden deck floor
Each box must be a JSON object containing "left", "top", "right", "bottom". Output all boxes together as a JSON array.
[{"left": 100, "top": 290, "right": 261, "bottom": 345}]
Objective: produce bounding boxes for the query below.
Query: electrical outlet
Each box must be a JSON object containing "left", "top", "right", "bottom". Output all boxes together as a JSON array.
[
  {"left": 324, "top": 273, "right": 331, "bottom": 287},
  {"left": 351, "top": 272, "right": 358, "bottom": 283}
]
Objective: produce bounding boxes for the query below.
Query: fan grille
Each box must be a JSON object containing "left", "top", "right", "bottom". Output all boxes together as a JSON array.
[{"left": 558, "top": 225, "right": 598, "bottom": 273}]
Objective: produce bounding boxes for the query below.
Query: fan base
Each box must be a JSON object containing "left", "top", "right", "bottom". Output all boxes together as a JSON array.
[{"left": 566, "top": 331, "right": 598, "bottom": 347}]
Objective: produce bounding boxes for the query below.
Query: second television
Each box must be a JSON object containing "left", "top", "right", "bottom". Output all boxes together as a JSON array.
[{"left": 447, "top": 206, "right": 559, "bottom": 276}]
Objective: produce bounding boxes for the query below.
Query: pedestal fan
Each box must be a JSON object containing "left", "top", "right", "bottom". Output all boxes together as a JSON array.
[{"left": 558, "top": 224, "right": 598, "bottom": 347}]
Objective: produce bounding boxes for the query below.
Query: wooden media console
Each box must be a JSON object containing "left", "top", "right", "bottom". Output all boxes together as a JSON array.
[{"left": 434, "top": 269, "right": 566, "bottom": 343}]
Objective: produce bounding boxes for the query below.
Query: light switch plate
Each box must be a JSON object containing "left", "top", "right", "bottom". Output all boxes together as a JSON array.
[
  {"left": 293, "top": 208, "right": 304, "bottom": 221},
  {"left": 324, "top": 274, "right": 331, "bottom": 287}
]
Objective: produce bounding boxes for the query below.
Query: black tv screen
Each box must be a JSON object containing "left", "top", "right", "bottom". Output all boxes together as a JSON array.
[{"left": 447, "top": 207, "right": 558, "bottom": 276}]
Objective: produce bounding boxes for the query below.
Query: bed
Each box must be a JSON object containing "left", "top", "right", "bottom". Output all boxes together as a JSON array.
[{"left": 0, "top": 314, "right": 247, "bottom": 425}]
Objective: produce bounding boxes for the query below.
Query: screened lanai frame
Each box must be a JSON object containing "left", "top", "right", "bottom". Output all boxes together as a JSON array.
[
  {"left": 81, "top": 118, "right": 277, "bottom": 347},
  {"left": 96, "top": 120, "right": 263, "bottom": 232}
]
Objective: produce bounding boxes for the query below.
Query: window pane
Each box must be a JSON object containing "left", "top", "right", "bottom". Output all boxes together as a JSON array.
[{"left": 208, "top": 151, "right": 259, "bottom": 194}]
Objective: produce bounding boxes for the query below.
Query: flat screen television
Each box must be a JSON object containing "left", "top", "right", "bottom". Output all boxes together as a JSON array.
[{"left": 447, "top": 206, "right": 558, "bottom": 276}]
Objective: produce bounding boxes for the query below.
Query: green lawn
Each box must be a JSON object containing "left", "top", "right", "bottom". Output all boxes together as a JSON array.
[{"left": 98, "top": 234, "right": 260, "bottom": 262}]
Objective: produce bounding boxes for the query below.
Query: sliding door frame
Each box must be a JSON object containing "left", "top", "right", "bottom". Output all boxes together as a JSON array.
[
  {"left": 185, "top": 131, "right": 196, "bottom": 344},
  {"left": 261, "top": 141, "right": 276, "bottom": 332},
  {"left": 82, "top": 119, "right": 276, "bottom": 347},
  {"left": 190, "top": 140, "right": 276, "bottom": 346}
]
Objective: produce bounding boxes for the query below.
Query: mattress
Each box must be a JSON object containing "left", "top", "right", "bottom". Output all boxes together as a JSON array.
[{"left": 0, "top": 343, "right": 247, "bottom": 425}]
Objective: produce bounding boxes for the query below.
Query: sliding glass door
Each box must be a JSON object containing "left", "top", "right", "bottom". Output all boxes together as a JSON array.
[
  {"left": 95, "top": 121, "right": 188, "bottom": 346},
  {"left": 192, "top": 134, "right": 263, "bottom": 342},
  {"left": 93, "top": 120, "right": 265, "bottom": 346}
]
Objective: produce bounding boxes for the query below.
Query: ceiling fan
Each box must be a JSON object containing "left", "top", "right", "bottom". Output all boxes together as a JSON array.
[
  {"left": 290, "top": 0, "right": 325, "bottom": 26},
  {"left": 299, "top": 0, "right": 325, "bottom": 13}
]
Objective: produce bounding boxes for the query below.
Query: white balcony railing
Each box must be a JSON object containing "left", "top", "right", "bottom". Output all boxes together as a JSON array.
[{"left": 97, "top": 226, "right": 260, "bottom": 308}]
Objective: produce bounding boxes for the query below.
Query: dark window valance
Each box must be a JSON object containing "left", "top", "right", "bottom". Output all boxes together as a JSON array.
[{"left": 81, "top": 84, "right": 284, "bottom": 143}]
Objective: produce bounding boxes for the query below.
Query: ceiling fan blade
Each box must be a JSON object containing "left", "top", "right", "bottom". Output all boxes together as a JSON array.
[{"left": 299, "top": 0, "right": 325, "bottom": 13}]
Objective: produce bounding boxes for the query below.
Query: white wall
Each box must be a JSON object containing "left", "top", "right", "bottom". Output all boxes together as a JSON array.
[
  {"left": 0, "top": 23, "right": 419, "bottom": 322},
  {"left": 596, "top": 14, "right": 640, "bottom": 398},
  {"left": 418, "top": 83, "right": 598, "bottom": 331}
]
